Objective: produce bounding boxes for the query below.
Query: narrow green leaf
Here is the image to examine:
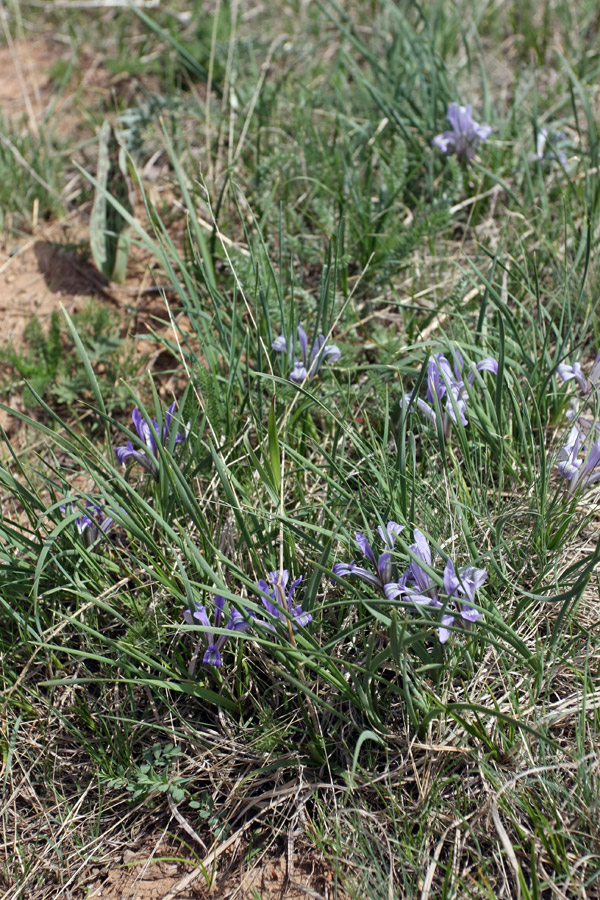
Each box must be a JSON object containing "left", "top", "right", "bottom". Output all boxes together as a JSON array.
[{"left": 268, "top": 401, "right": 281, "bottom": 492}]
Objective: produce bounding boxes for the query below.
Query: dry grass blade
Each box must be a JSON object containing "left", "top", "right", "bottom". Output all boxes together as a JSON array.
[{"left": 490, "top": 800, "right": 522, "bottom": 900}]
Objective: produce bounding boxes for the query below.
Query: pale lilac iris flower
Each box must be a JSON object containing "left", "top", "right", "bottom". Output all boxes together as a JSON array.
[
  {"left": 60, "top": 501, "right": 114, "bottom": 547},
  {"left": 530, "top": 128, "right": 568, "bottom": 166},
  {"left": 384, "top": 529, "right": 486, "bottom": 643},
  {"left": 257, "top": 569, "right": 312, "bottom": 630},
  {"left": 272, "top": 323, "right": 340, "bottom": 383},
  {"left": 440, "top": 559, "right": 487, "bottom": 643},
  {"left": 557, "top": 350, "right": 600, "bottom": 396},
  {"left": 400, "top": 350, "right": 498, "bottom": 438},
  {"left": 184, "top": 596, "right": 253, "bottom": 668},
  {"left": 384, "top": 529, "right": 438, "bottom": 608},
  {"left": 115, "top": 401, "right": 189, "bottom": 476},
  {"left": 557, "top": 423, "right": 600, "bottom": 493},
  {"left": 332, "top": 522, "right": 404, "bottom": 594},
  {"left": 432, "top": 103, "right": 492, "bottom": 163}
]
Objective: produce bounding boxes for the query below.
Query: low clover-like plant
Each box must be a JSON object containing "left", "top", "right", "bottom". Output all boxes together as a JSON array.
[
  {"left": 188, "top": 791, "right": 230, "bottom": 842},
  {"left": 106, "top": 743, "right": 187, "bottom": 805}
]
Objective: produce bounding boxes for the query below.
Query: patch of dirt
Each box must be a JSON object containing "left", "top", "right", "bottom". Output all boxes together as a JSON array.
[
  {"left": 0, "top": 38, "right": 197, "bottom": 447},
  {"left": 1, "top": 233, "right": 103, "bottom": 341},
  {"left": 219, "top": 849, "right": 342, "bottom": 899},
  {"left": 85, "top": 852, "right": 203, "bottom": 900},
  {"left": 0, "top": 35, "right": 174, "bottom": 322},
  {"left": 0, "top": 36, "right": 149, "bottom": 441},
  {"left": 0, "top": 228, "right": 93, "bottom": 439},
  {"left": 0, "top": 38, "right": 62, "bottom": 130},
  {"left": 0, "top": 35, "right": 160, "bottom": 139},
  {"left": 0, "top": 213, "right": 182, "bottom": 442},
  {"left": 82, "top": 841, "right": 344, "bottom": 900},
  {"left": 0, "top": 224, "right": 108, "bottom": 439}
]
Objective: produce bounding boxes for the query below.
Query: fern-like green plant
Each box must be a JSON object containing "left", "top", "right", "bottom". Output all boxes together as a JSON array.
[{"left": 2, "top": 312, "right": 62, "bottom": 406}]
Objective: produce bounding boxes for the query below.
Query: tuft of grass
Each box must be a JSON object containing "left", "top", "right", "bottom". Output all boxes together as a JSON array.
[{"left": 0, "top": 117, "right": 66, "bottom": 230}]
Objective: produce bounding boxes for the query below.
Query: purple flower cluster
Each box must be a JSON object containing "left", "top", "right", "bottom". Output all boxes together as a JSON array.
[
  {"left": 60, "top": 501, "right": 114, "bottom": 547},
  {"left": 272, "top": 323, "right": 340, "bottom": 383},
  {"left": 257, "top": 569, "right": 312, "bottom": 629},
  {"left": 401, "top": 350, "right": 498, "bottom": 438},
  {"left": 183, "top": 570, "right": 312, "bottom": 670},
  {"left": 332, "top": 521, "right": 404, "bottom": 593},
  {"left": 557, "top": 422, "right": 600, "bottom": 494},
  {"left": 556, "top": 349, "right": 600, "bottom": 492},
  {"left": 184, "top": 596, "right": 254, "bottom": 668},
  {"left": 432, "top": 103, "right": 492, "bottom": 163},
  {"left": 115, "top": 402, "right": 189, "bottom": 477},
  {"left": 333, "top": 526, "right": 487, "bottom": 644},
  {"left": 385, "top": 530, "right": 486, "bottom": 643}
]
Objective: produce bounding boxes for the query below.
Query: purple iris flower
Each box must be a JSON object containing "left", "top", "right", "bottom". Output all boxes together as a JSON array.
[
  {"left": 438, "top": 559, "right": 486, "bottom": 643},
  {"left": 333, "top": 522, "right": 404, "bottom": 593},
  {"left": 384, "top": 529, "right": 437, "bottom": 605},
  {"left": 272, "top": 322, "right": 340, "bottom": 382},
  {"left": 384, "top": 529, "right": 487, "bottom": 643},
  {"left": 557, "top": 425, "right": 583, "bottom": 482},
  {"left": 257, "top": 569, "right": 312, "bottom": 630},
  {"left": 426, "top": 353, "right": 469, "bottom": 427},
  {"left": 557, "top": 423, "right": 600, "bottom": 494},
  {"left": 183, "top": 596, "right": 253, "bottom": 668},
  {"left": 432, "top": 103, "right": 492, "bottom": 163},
  {"left": 115, "top": 401, "right": 189, "bottom": 476},
  {"left": 557, "top": 350, "right": 600, "bottom": 396},
  {"left": 400, "top": 350, "right": 498, "bottom": 438},
  {"left": 60, "top": 501, "right": 114, "bottom": 547},
  {"left": 530, "top": 128, "right": 568, "bottom": 166}
]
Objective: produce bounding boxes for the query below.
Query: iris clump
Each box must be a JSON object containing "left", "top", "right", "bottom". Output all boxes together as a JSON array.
[
  {"left": 272, "top": 322, "right": 340, "bottom": 382},
  {"left": 257, "top": 569, "right": 312, "bottom": 629},
  {"left": 432, "top": 103, "right": 492, "bottom": 163},
  {"left": 557, "top": 424, "right": 600, "bottom": 494},
  {"left": 555, "top": 349, "right": 600, "bottom": 492},
  {"left": 115, "top": 401, "right": 188, "bottom": 476},
  {"left": 183, "top": 573, "right": 312, "bottom": 670},
  {"left": 332, "top": 521, "right": 404, "bottom": 593},
  {"left": 384, "top": 529, "right": 487, "bottom": 643},
  {"left": 332, "top": 524, "right": 487, "bottom": 644},
  {"left": 60, "top": 501, "right": 114, "bottom": 547},
  {"left": 184, "top": 596, "right": 253, "bottom": 668},
  {"left": 401, "top": 350, "right": 498, "bottom": 438}
]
